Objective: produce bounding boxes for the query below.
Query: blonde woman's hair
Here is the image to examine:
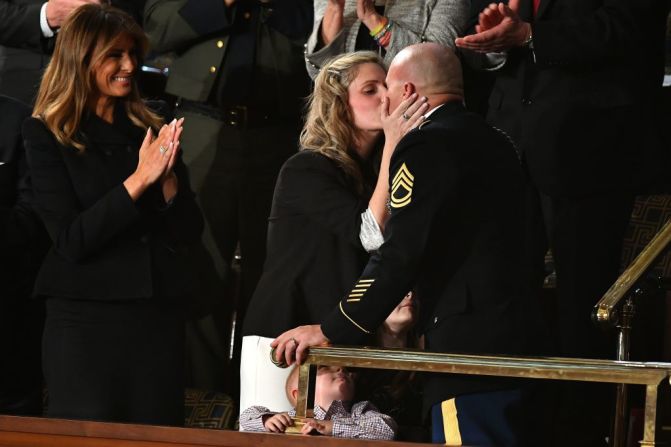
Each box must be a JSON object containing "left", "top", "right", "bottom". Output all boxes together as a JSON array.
[
  {"left": 300, "top": 51, "right": 385, "bottom": 193},
  {"left": 33, "top": 4, "right": 162, "bottom": 151}
]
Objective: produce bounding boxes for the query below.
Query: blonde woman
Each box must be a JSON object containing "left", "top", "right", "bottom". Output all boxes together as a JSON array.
[
  {"left": 23, "top": 4, "right": 203, "bottom": 425},
  {"left": 239, "top": 51, "right": 427, "bottom": 413}
]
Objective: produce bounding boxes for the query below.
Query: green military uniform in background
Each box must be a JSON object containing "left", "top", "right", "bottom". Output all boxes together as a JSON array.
[{"left": 144, "top": 0, "right": 312, "bottom": 393}]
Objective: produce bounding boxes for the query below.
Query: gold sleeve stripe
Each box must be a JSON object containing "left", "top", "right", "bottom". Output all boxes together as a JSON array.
[
  {"left": 348, "top": 293, "right": 364, "bottom": 298},
  {"left": 351, "top": 288, "right": 368, "bottom": 293},
  {"left": 346, "top": 298, "right": 361, "bottom": 303},
  {"left": 339, "top": 302, "right": 371, "bottom": 334},
  {"left": 357, "top": 279, "right": 375, "bottom": 284}
]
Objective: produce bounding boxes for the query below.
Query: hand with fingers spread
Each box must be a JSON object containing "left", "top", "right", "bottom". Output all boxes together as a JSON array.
[
  {"left": 271, "top": 325, "right": 329, "bottom": 367},
  {"left": 301, "top": 418, "right": 333, "bottom": 436},
  {"left": 454, "top": 0, "right": 531, "bottom": 53},
  {"left": 263, "top": 412, "right": 294, "bottom": 433},
  {"left": 381, "top": 93, "right": 429, "bottom": 155},
  {"left": 321, "top": 0, "right": 345, "bottom": 45},
  {"left": 123, "top": 122, "right": 174, "bottom": 201}
]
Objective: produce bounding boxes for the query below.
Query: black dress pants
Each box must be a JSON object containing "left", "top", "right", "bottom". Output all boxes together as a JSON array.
[{"left": 43, "top": 298, "right": 185, "bottom": 426}]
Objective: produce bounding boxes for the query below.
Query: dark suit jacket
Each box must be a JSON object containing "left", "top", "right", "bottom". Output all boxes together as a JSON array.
[
  {"left": 0, "top": 95, "right": 47, "bottom": 293},
  {"left": 242, "top": 150, "right": 374, "bottom": 337},
  {"left": 0, "top": 95, "right": 48, "bottom": 414},
  {"left": 322, "top": 102, "right": 541, "bottom": 408},
  {"left": 0, "top": 0, "right": 51, "bottom": 104},
  {"left": 23, "top": 103, "right": 204, "bottom": 301},
  {"left": 487, "top": 0, "right": 670, "bottom": 197}
]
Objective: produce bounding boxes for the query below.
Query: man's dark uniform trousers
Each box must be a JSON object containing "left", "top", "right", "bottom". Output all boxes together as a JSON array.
[
  {"left": 485, "top": 1, "right": 670, "bottom": 444},
  {"left": 0, "top": 95, "right": 49, "bottom": 415},
  {"left": 144, "top": 0, "right": 312, "bottom": 390},
  {"left": 321, "top": 101, "right": 542, "bottom": 446}
]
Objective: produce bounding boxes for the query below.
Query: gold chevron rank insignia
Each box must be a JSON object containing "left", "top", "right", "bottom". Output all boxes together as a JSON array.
[
  {"left": 391, "top": 163, "right": 414, "bottom": 208},
  {"left": 346, "top": 278, "right": 375, "bottom": 302}
]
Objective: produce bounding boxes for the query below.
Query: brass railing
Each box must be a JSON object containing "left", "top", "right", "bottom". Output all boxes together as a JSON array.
[
  {"left": 294, "top": 346, "right": 671, "bottom": 446},
  {"left": 594, "top": 218, "right": 671, "bottom": 327},
  {"left": 593, "top": 217, "right": 671, "bottom": 447}
]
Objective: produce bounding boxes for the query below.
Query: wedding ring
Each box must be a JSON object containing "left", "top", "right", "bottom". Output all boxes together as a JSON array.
[
  {"left": 159, "top": 145, "right": 168, "bottom": 155},
  {"left": 291, "top": 337, "right": 298, "bottom": 346},
  {"left": 402, "top": 113, "right": 410, "bottom": 120},
  {"left": 270, "top": 346, "right": 289, "bottom": 368}
]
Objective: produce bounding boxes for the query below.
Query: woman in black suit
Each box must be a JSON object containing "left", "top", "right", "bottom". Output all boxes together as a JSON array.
[
  {"left": 22, "top": 4, "right": 203, "bottom": 425},
  {"left": 239, "top": 51, "right": 426, "bottom": 410}
]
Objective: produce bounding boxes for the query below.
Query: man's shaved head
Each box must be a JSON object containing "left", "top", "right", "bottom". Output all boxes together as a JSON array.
[{"left": 386, "top": 43, "right": 464, "bottom": 111}]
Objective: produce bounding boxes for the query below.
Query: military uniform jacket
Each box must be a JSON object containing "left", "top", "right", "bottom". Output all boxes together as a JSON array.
[
  {"left": 321, "top": 102, "right": 539, "bottom": 407},
  {"left": 22, "top": 103, "right": 204, "bottom": 301},
  {"left": 144, "top": 0, "right": 312, "bottom": 104}
]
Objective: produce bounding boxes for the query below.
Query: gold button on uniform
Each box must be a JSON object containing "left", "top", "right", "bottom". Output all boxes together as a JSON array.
[
  {"left": 244, "top": 12, "right": 251, "bottom": 19},
  {"left": 216, "top": 40, "right": 224, "bottom": 48},
  {"left": 209, "top": 66, "right": 217, "bottom": 73}
]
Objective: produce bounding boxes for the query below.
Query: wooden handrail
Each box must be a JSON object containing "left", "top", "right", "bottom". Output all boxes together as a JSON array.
[
  {"left": 295, "top": 346, "right": 671, "bottom": 446},
  {"left": 0, "top": 415, "right": 433, "bottom": 447},
  {"left": 593, "top": 218, "right": 671, "bottom": 327}
]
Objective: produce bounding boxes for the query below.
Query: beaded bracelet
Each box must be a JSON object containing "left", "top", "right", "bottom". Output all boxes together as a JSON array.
[
  {"left": 369, "top": 17, "right": 389, "bottom": 37},
  {"left": 377, "top": 29, "right": 391, "bottom": 47},
  {"left": 373, "top": 21, "right": 391, "bottom": 41},
  {"left": 374, "top": 22, "right": 392, "bottom": 47}
]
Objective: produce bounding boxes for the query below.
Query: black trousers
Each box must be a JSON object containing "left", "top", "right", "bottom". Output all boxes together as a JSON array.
[{"left": 43, "top": 298, "right": 185, "bottom": 426}]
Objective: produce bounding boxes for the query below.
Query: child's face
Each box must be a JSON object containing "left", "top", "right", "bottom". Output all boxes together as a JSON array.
[
  {"left": 384, "top": 291, "right": 417, "bottom": 331},
  {"left": 314, "top": 366, "right": 354, "bottom": 407}
]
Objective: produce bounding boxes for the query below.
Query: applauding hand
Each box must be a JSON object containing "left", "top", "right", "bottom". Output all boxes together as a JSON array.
[{"left": 455, "top": 0, "right": 531, "bottom": 53}]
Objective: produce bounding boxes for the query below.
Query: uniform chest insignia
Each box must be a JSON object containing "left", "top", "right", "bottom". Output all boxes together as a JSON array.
[{"left": 391, "top": 163, "right": 414, "bottom": 209}]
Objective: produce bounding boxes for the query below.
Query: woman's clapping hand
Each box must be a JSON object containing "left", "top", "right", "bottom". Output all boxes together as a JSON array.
[{"left": 124, "top": 118, "right": 184, "bottom": 202}]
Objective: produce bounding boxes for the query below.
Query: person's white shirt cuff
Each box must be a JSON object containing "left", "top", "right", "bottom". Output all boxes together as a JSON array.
[
  {"left": 40, "top": 3, "right": 56, "bottom": 38},
  {"left": 359, "top": 207, "right": 384, "bottom": 253}
]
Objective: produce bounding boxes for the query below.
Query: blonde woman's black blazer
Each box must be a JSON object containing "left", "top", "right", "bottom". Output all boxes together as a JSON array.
[{"left": 22, "top": 104, "right": 204, "bottom": 300}]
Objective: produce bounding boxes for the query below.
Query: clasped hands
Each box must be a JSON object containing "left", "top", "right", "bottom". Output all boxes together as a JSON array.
[
  {"left": 264, "top": 412, "right": 334, "bottom": 436},
  {"left": 124, "top": 118, "right": 184, "bottom": 202},
  {"left": 455, "top": 0, "right": 532, "bottom": 53}
]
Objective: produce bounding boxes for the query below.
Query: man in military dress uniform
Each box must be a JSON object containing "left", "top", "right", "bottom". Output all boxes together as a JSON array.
[{"left": 273, "top": 43, "right": 543, "bottom": 445}]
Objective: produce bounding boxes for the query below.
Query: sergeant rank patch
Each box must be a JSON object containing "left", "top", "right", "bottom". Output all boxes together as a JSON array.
[{"left": 391, "top": 163, "right": 414, "bottom": 208}]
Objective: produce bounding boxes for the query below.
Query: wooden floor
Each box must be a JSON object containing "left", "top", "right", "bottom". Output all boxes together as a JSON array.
[{"left": 0, "top": 416, "right": 433, "bottom": 447}]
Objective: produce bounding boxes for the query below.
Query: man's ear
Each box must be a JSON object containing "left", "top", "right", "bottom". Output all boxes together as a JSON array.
[
  {"left": 291, "top": 388, "right": 298, "bottom": 405},
  {"left": 402, "top": 82, "right": 416, "bottom": 98}
]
